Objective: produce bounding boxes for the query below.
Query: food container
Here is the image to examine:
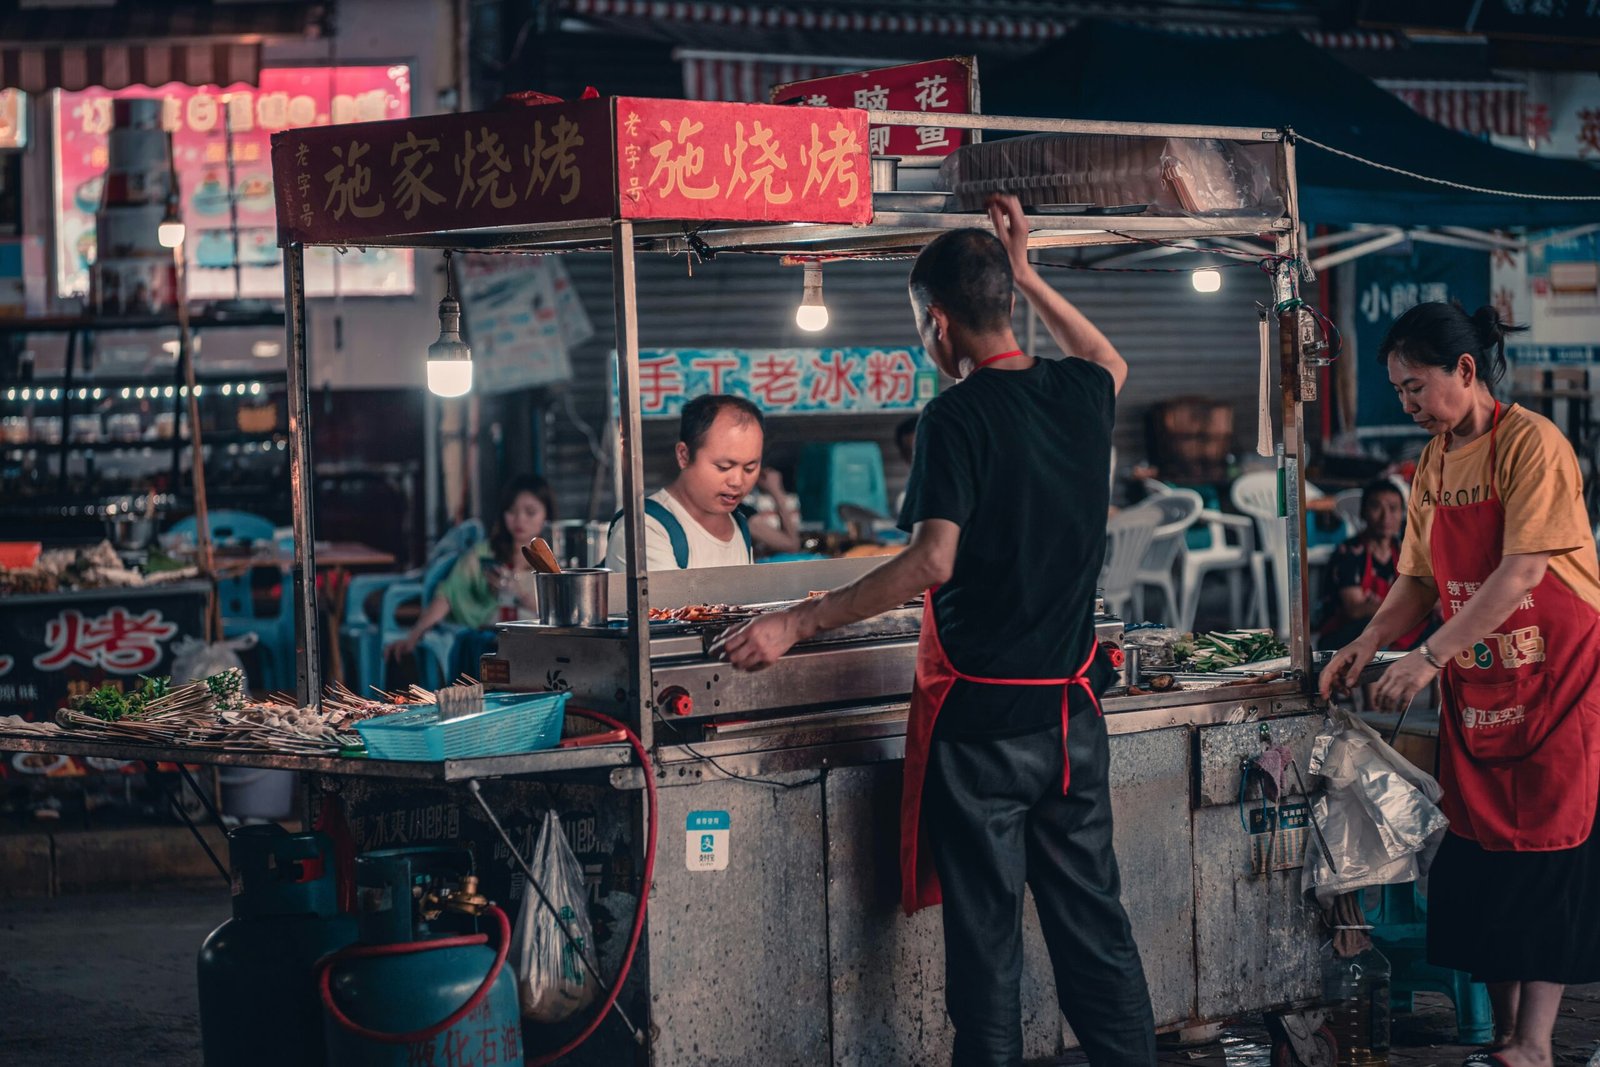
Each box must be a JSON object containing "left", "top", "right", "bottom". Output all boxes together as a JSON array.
[
  {"left": 106, "top": 412, "right": 142, "bottom": 441},
  {"left": 356, "top": 692, "right": 570, "bottom": 760},
  {"left": 535, "top": 568, "right": 609, "bottom": 627},
  {"left": 236, "top": 404, "right": 277, "bottom": 434},
  {"left": 70, "top": 413, "right": 102, "bottom": 442}
]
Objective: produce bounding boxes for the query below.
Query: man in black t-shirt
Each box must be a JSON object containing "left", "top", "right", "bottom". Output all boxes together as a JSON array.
[{"left": 720, "top": 195, "right": 1156, "bottom": 1066}]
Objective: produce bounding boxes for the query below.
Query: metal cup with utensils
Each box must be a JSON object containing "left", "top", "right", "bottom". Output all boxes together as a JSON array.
[{"left": 535, "top": 569, "right": 610, "bottom": 627}]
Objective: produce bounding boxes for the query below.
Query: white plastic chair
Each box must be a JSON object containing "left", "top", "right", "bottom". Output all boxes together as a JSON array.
[
  {"left": 1132, "top": 489, "right": 1203, "bottom": 626},
  {"left": 1232, "top": 470, "right": 1300, "bottom": 636},
  {"left": 1100, "top": 503, "right": 1162, "bottom": 621},
  {"left": 1145, "top": 479, "right": 1266, "bottom": 633}
]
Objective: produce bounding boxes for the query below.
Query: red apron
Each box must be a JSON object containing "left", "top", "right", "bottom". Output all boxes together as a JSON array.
[
  {"left": 1430, "top": 402, "right": 1600, "bottom": 851},
  {"left": 1362, "top": 544, "right": 1429, "bottom": 650},
  {"left": 899, "top": 590, "right": 1102, "bottom": 914}
]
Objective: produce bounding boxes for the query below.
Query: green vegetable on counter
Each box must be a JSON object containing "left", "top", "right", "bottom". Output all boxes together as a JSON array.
[
  {"left": 1179, "top": 629, "right": 1288, "bottom": 672},
  {"left": 70, "top": 674, "right": 170, "bottom": 722}
]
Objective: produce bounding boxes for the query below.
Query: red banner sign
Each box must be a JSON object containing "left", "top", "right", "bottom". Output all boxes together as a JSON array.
[
  {"left": 615, "top": 97, "right": 871, "bottom": 225},
  {"left": 271, "top": 98, "right": 615, "bottom": 245},
  {"left": 770, "top": 58, "right": 977, "bottom": 160}
]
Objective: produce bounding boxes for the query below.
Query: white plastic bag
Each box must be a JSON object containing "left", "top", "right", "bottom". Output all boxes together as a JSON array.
[
  {"left": 511, "top": 810, "right": 597, "bottom": 1022},
  {"left": 1302, "top": 708, "right": 1450, "bottom": 907},
  {"left": 168, "top": 634, "right": 255, "bottom": 686}
]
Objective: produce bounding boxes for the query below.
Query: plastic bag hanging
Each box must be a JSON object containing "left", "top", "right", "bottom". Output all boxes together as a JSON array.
[
  {"left": 1256, "top": 308, "right": 1273, "bottom": 458},
  {"left": 1301, "top": 709, "right": 1449, "bottom": 908},
  {"left": 510, "top": 810, "right": 598, "bottom": 1022}
]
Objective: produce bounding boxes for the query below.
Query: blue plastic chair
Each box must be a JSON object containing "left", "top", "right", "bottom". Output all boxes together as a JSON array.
[
  {"left": 376, "top": 549, "right": 475, "bottom": 691},
  {"left": 796, "top": 442, "right": 888, "bottom": 532},
  {"left": 166, "top": 510, "right": 293, "bottom": 692},
  {"left": 1365, "top": 881, "right": 1495, "bottom": 1045},
  {"left": 340, "top": 521, "right": 483, "bottom": 696}
]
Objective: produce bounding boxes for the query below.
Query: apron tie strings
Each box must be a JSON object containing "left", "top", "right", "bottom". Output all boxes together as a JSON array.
[{"left": 953, "top": 641, "right": 1102, "bottom": 795}]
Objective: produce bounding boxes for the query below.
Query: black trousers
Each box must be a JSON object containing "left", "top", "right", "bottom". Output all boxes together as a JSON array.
[{"left": 923, "top": 711, "right": 1157, "bottom": 1067}]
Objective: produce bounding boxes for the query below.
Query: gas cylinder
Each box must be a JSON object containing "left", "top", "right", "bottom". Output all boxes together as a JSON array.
[
  {"left": 319, "top": 847, "right": 521, "bottom": 1067},
  {"left": 197, "top": 824, "right": 359, "bottom": 1067}
]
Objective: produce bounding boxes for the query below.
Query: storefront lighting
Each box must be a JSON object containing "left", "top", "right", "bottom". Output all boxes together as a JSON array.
[
  {"left": 251, "top": 340, "right": 282, "bottom": 359},
  {"left": 1191, "top": 268, "right": 1223, "bottom": 294},
  {"left": 120, "top": 388, "right": 131, "bottom": 399},
  {"left": 249, "top": 382, "right": 262, "bottom": 396},
  {"left": 49, "top": 388, "right": 59, "bottom": 400},
  {"left": 426, "top": 252, "right": 473, "bottom": 398},
  {"left": 221, "top": 383, "right": 232, "bottom": 396},
  {"left": 5, "top": 389, "right": 14, "bottom": 400},
  {"left": 92, "top": 387, "right": 102, "bottom": 399},
  {"left": 795, "top": 263, "right": 829, "bottom": 332},
  {"left": 158, "top": 210, "right": 186, "bottom": 250},
  {"left": 136, "top": 387, "right": 146, "bottom": 399},
  {"left": 157, "top": 133, "right": 186, "bottom": 249}
]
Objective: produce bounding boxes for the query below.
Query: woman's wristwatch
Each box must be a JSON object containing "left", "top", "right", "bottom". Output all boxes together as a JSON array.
[{"left": 1417, "top": 643, "right": 1444, "bottom": 670}]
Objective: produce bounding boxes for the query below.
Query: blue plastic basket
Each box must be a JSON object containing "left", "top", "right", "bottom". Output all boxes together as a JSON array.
[{"left": 355, "top": 691, "right": 571, "bottom": 761}]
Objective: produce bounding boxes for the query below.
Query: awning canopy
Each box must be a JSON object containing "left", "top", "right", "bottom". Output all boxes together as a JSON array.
[
  {"left": 0, "top": 1, "right": 329, "bottom": 93},
  {"left": 981, "top": 20, "right": 1600, "bottom": 229}
]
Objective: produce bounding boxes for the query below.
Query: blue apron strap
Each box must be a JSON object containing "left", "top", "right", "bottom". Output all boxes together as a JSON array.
[
  {"left": 608, "top": 500, "right": 691, "bottom": 569},
  {"left": 733, "top": 507, "right": 754, "bottom": 563}
]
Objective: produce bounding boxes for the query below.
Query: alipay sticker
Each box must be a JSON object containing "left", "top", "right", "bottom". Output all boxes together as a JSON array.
[{"left": 686, "top": 810, "right": 730, "bottom": 872}]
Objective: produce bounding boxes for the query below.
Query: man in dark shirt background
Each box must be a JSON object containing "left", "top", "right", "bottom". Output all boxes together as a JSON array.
[{"left": 720, "top": 194, "right": 1156, "bottom": 1066}]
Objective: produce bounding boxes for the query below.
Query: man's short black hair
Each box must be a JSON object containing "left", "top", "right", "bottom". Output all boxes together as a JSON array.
[
  {"left": 679, "top": 394, "right": 764, "bottom": 457},
  {"left": 907, "top": 228, "right": 1014, "bottom": 334}
]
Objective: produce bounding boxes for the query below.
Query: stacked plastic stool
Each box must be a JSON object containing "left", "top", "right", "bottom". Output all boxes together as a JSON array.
[{"left": 1365, "top": 880, "right": 1495, "bottom": 1045}]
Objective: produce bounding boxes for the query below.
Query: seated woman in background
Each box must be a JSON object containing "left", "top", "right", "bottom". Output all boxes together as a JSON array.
[
  {"left": 1317, "top": 479, "right": 1428, "bottom": 652},
  {"left": 385, "top": 474, "right": 555, "bottom": 667}
]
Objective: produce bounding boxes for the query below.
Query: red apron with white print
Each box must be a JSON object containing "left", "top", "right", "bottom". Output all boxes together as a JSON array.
[
  {"left": 1430, "top": 403, "right": 1600, "bottom": 851},
  {"left": 899, "top": 590, "right": 1102, "bottom": 914}
]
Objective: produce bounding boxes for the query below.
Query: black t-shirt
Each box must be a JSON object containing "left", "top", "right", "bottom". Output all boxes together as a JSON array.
[{"left": 898, "top": 356, "right": 1117, "bottom": 738}]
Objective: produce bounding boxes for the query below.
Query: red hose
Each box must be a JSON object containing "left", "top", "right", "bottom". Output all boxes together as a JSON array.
[
  {"left": 527, "top": 707, "right": 658, "bottom": 1067},
  {"left": 317, "top": 904, "right": 511, "bottom": 1046}
]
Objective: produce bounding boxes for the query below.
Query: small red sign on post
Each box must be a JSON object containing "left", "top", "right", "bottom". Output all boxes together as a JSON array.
[
  {"left": 770, "top": 57, "right": 978, "bottom": 160},
  {"left": 271, "top": 97, "right": 615, "bottom": 245},
  {"left": 615, "top": 97, "right": 871, "bottom": 225}
]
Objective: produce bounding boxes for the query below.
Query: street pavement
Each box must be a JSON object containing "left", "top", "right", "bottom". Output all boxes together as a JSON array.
[{"left": 1, "top": 887, "right": 1596, "bottom": 1066}]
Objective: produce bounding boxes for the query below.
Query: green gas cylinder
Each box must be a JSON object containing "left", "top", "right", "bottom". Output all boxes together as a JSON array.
[
  {"left": 319, "top": 847, "right": 521, "bottom": 1067},
  {"left": 197, "top": 824, "right": 359, "bottom": 1067}
]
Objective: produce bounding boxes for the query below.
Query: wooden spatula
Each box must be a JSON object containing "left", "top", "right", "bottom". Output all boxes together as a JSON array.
[{"left": 522, "top": 536, "right": 561, "bottom": 574}]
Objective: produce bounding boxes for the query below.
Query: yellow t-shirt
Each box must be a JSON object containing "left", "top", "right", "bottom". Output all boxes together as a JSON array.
[{"left": 1399, "top": 403, "right": 1600, "bottom": 612}]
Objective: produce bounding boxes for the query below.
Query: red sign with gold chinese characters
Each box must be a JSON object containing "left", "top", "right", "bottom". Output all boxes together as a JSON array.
[
  {"left": 770, "top": 58, "right": 977, "bottom": 160},
  {"left": 271, "top": 97, "right": 614, "bottom": 245},
  {"left": 615, "top": 97, "right": 871, "bottom": 225}
]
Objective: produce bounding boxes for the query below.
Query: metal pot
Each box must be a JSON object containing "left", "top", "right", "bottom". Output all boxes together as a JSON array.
[
  {"left": 549, "top": 519, "right": 610, "bottom": 569},
  {"left": 871, "top": 155, "right": 900, "bottom": 193},
  {"left": 106, "top": 515, "right": 156, "bottom": 551},
  {"left": 535, "top": 568, "right": 610, "bottom": 627}
]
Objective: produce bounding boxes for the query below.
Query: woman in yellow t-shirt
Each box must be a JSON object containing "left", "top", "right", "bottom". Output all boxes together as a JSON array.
[{"left": 1320, "top": 302, "right": 1600, "bottom": 1067}]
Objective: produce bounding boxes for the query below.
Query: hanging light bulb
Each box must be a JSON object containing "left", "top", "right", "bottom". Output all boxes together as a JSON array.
[
  {"left": 1191, "top": 267, "right": 1223, "bottom": 294},
  {"left": 795, "top": 262, "right": 829, "bottom": 331},
  {"left": 157, "top": 201, "right": 186, "bottom": 249},
  {"left": 158, "top": 132, "right": 186, "bottom": 248},
  {"left": 427, "top": 251, "right": 473, "bottom": 397}
]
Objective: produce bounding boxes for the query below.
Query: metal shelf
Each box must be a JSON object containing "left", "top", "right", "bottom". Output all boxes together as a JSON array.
[
  {"left": 2, "top": 432, "right": 286, "bottom": 454},
  {"left": 0, "top": 731, "right": 635, "bottom": 782}
]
